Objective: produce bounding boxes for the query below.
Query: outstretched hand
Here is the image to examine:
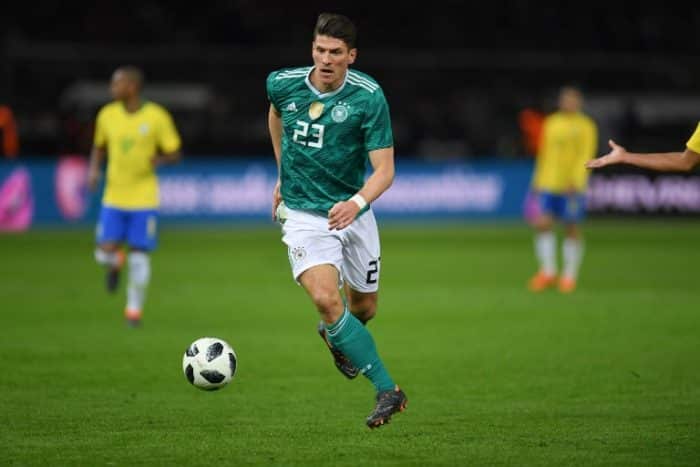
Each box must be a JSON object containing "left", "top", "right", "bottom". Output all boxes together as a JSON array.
[{"left": 586, "top": 139, "right": 626, "bottom": 169}]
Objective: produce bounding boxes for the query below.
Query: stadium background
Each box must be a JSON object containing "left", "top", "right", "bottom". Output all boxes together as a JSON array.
[
  {"left": 3, "top": 1, "right": 700, "bottom": 225},
  {"left": 1, "top": 2, "right": 699, "bottom": 466}
]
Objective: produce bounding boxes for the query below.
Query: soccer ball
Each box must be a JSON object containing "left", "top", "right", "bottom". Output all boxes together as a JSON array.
[{"left": 182, "top": 337, "right": 237, "bottom": 391}]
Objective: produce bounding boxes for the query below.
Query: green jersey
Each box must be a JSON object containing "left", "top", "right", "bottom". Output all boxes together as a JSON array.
[{"left": 267, "top": 66, "right": 393, "bottom": 214}]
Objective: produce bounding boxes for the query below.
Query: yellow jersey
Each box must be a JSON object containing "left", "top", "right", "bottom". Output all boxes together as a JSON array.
[
  {"left": 686, "top": 122, "right": 700, "bottom": 153},
  {"left": 532, "top": 111, "right": 597, "bottom": 193},
  {"left": 94, "top": 101, "right": 181, "bottom": 209}
]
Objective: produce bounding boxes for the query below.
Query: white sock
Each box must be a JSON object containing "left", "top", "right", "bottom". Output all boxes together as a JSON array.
[
  {"left": 563, "top": 238, "right": 584, "bottom": 280},
  {"left": 535, "top": 231, "right": 556, "bottom": 276},
  {"left": 94, "top": 248, "right": 119, "bottom": 267},
  {"left": 127, "top": 252, "right": 151, "bottom": 312}
]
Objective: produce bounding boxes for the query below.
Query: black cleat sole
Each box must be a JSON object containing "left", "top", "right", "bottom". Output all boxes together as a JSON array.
[
  {"left": 367, "top": 401, "right": 407, "bottom": 429},
  {"left": 366, "top": 388, "right": 408, "bottom": 429}
]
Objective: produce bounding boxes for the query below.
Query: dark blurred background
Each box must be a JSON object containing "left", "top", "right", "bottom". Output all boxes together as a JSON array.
[{"left": 2, "top": 1, "right": 699, "bottom": 159}]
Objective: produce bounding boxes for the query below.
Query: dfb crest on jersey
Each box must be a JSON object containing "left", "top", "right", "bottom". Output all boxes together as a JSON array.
[
  {"left": 308, "top": 102, "right": 324, "bottom": 120},
  {"left": 290, "top": 246, "right": 307, "bottom": 262},
  {"left": 331, "top": 103, "right": 350, "bottom": 123}
]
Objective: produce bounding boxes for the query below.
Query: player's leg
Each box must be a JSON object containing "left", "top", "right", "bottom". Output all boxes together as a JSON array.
[
  {"left": 283, "top": 207, "right": 405, "bottom": 427},
  {"left": 299, "top": 264, "right": 404, "bottom": 426},
  {"left": 299, "top": 264, "right": 345, "bottom": 324},
  {"left": 123, "top": 209, "right": 158, "bottom": 325},
  {"left": 322, "top": 286, "right": 377, "bottom": 378},
  {"left": 281, "top": 207, "right": 360, "bottom": 378},
  {"left": 340, "top": 209, "right": 406, "bottom": 428},
  {"left": 341, "top": 287, "right": 406, "bottom": 428},
  {"left": 344, "top": 285, "right": 377, "bottom": 324},
  {"left": 559, "top": 194, "right": 586, "bottom": 293},
  {"left": 528, "top": 192, "right": 558, "bottom": 291},
  {"left": 341, "top": 208, "right": 381, "bottom": 324},
  {"left": 94, "top": 205, "right": 126, "bottom": 293}
]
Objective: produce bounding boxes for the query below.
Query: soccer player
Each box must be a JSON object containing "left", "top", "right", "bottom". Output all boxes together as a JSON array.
[
  {"left": 528, "top": 86, "right": 598, "bottom": 293},
  {"left": 88, "top": 66, "right": 181, "bottom": 326},
  {"left": 586, "top": 123, "right": 700, "bottom": 172},
  {"left": 266, "top": 13, "right": 407, "bottom": 428}
]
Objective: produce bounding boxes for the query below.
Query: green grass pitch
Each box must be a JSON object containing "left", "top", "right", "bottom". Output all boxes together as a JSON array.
[{"left": 1, "top": 220, "right": 699, "bottom": 466}]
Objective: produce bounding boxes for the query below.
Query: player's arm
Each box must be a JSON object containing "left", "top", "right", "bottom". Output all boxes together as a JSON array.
[
  {"left": 586, "top": 139, "right": 700, "bottom": 172},
  {"left": 88, "top": 108, "right": 108, "bottom": 192},
  {"left": 152, "top": 149, "right": 181, "bottom": 167},
  {"left": 87, "top": 145, "right": 106, "bottom": 192},
  {"left": 358, "top": 147, "right": 395, "bottom": 204},
  {"left": 153, "top": 109, "right": 182, "bottom": 167},
  {"left": 328, "top": 146, "right": 395, "bottom": 231},
  {"left": 268, "top": 103, "right": 283, "bottom": 220}
]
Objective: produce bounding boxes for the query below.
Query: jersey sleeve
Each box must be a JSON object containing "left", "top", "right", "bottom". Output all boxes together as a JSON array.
[
  {"left": 685, "top": 122, "right": 700, "bottom": 153},
  {"left": 93, "top": 107, "right": 107, "bottom": 148},
  {"left": 361, "top": 88, "right": 393, "bottom": 152},
  {"left": 266, "top": 71, "right": 281, "bottom": 113},
  {"left": 156, "top": 108, "right": 182, "bottom": 153}
]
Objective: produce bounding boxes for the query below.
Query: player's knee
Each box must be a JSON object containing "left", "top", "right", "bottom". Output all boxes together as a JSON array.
[
  {"left": 309, "top": 289, "right": 343, "bottom": 318},
  {"left": 347, "top": 292, "right": 378, "bottom": 323},
  {"left": 565, "top": 224, "right": 580, "bottom": 238},
  {"left": 94, "top": 247, "right": 113, "bottom": 266},
  {"left": 353, "top": 304, "right": 376, "bottom": 323},
  {"left": 534, "top": 216, "right": 553, "bottom": 231}
]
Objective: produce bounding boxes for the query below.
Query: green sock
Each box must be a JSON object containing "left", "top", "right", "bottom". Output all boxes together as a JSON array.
[{"left": 326, "top": 308, "right": 395, "bottom": 392}]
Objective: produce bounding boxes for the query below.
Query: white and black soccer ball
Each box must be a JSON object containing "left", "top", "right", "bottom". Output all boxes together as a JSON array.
[{"left": 182, "top": 337, "right": 237, "bottom": 390}]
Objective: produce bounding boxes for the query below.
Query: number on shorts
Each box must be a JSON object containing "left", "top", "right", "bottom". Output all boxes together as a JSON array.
[{"left": 366, "top": 259, "right": 379, "bottom": 284}]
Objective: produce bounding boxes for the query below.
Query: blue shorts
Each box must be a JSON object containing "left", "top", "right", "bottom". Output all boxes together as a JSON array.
[
  {"left": 96, "top": 205, "right": 158, "bottom": 251},
  {"left": 537, "top": 192, "right": 586, "bottom": 223}
]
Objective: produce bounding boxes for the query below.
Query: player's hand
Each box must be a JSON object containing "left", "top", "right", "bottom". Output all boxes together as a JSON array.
[
  {"left": 87, "top": 166, "right": 101, "bottom": 192},
  {"left": 271, "top": 180, "right": 282, "bottom": 221},
  {"left": 151, "top": 154, "right": 172, "bottom": 167},
  {"left": 152, "top": 152, "right": 181, "bottom": 167},
  {"left": 328, "top": 200, "right": 360, "bottom": 230},
  {"left": 586, "top": 139, "right": 626, "bottom": 169}
]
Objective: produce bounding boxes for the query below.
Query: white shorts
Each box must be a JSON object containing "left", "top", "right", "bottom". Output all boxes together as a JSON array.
[{"left": 281, "top": 206, "right": 381, "bottom": 293}]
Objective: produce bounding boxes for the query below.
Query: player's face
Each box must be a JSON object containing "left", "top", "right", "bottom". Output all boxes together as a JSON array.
[
  {"left": 311, "top": 35, "right": 356, "bottom": 91},
  {"left": 559, "top": 89, "right": 582, "bottom": 113},
  {"left": 110, "top": 71, "right": 135, "bottom": 101}
]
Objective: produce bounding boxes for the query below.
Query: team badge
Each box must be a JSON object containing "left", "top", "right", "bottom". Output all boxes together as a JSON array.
[
  {"left": 139, "top": 123, "right": 150, "bottom": 135},
  {"left": 308, "top": 101, "right": 324, "bottom": 120},
  {"left": 120, "top": 138, "right": 135, "bottom": 154},
  {"left": 331, "top": 103, "right": 349, "bottom": 123},
  {"left": 290, "top": 246, "right": 307, "bottom": 263}
]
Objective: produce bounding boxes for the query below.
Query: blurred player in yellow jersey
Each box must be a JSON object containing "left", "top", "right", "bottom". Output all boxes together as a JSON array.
[
  {"left": 88, "top": 66, "right": 182, "bottom": 326},
  {"left": 528, "top": 86, "right": 597, "bottom": 293},
  {"left": 586, "top": 122, "right": 700, "bottom": 172}
]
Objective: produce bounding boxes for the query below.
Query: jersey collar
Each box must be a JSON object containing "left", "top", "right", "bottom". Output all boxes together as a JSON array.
[
  {"left": 120, "top": 100, "right": 146, "bottom": 115},
  {"left": 305, "top": 68, "right": 348, "bottom": 99}
]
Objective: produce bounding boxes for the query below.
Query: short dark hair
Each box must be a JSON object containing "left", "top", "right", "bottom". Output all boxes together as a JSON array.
[{"left": 313, "top": 13, "right": 357, "bottom": 49}]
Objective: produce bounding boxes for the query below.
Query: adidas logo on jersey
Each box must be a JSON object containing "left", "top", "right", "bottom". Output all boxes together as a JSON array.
[{"left": 285, "top": 102, "right": 297, "bottom": 112}]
